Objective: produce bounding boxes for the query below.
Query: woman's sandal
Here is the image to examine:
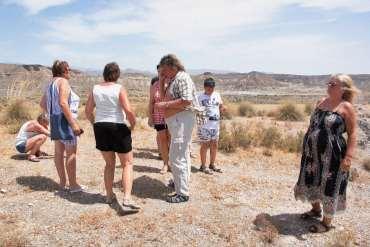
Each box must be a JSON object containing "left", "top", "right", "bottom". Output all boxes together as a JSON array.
[
  {"left": 166, "top": 194, "right": 189, "bottom": 203},
  {"left": 209, "top": 164, "right": 222, "bottom": 173},
  {"left": 300, "top": 209, "right": 322, "bottom": 220},
  {"left": 309, "top": 222, "right": 334, "bottom": 233},
  {"left": 28, "top": 155, "right": 40, "bottom": 162}
]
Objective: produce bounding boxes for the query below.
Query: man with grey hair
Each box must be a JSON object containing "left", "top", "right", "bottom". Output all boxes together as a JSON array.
[{"left": 155, "top": 54, "right": 199, "bottom": 203}]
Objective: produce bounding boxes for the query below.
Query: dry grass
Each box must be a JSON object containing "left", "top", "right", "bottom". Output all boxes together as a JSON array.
[
  {"left": 304, "top": 102, "right": 314, "bottom": 116},
  {"left": 326, "top": 229, "right": 355, "bottom": 247},
  {"left": 0, "top": 99, "right": 38, "bottom": 134},
  {"left": 276, "top": 102, "right": 304, "bottom": 121},
  {"left": 238, "top": 102, "right": 256, "bottom": 117},
  {"left": 133, "top": 101, "right": 149, "bottom": 119},
  {"left": 0, "top": 212, "right": 28, "bottom": 247},
  {"left": 363, "top": 158, "right": 370, "bottom": 172}
]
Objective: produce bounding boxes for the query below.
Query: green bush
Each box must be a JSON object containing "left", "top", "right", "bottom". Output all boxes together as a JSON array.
[
  {"left": 276, "top": 102, "right": 304, "bottom": 121},
  {"left": 238, "top": 102, "right": 256, "bottom": 117}
]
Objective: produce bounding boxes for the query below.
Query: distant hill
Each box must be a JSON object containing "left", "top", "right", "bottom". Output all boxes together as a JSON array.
[{"left": 0, "top": 63, "right": 369, "bottom": 100}]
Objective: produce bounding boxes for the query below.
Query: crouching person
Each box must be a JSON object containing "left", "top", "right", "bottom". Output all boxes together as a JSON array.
[{"left": 15, "top": 113, "right": 50, "bottom": 162}]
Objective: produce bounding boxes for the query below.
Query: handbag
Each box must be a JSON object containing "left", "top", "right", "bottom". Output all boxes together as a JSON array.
[{"left": 49, "top": 81, "right": 74, "bottom": 140}]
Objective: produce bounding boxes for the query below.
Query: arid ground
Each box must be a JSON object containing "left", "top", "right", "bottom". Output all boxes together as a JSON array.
[{"left": 1, "top": 112, "right": 369, "bottom": 246}]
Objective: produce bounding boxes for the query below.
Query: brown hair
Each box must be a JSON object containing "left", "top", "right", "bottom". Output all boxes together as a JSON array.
[
  {"left": 103, "top": 62, "right": 120, "bottom": 82},
  {"left": 331, "top": 74, "right": 360, "bottom": 103},
  {"left": 52, "top": 60, "right": 69, "bottom": 78},
  {"left": 37, "top": 113, "right": 49, "bottom": 124},
  {"left": 159, "top": 54, "right": 185, "bottom": 72}
]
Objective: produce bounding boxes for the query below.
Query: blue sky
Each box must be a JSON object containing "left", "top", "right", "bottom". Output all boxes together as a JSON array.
[{"left": 1, "top": 0, "right": 370, "bottom": 74}]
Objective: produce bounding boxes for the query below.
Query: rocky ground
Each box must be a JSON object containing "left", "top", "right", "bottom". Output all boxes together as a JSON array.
[{"left": 0, "top": 116, "right": 369, "bottom": 247}]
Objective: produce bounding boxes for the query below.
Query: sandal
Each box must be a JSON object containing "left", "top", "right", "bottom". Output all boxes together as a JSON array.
[
  {"left": 166, "top": 194, "right": 189, "bottom": 203},
  {"left": 301, "top": 209, "right": 322, "bottom": 220},
  {"left": 309, "top": 222, "right": 334, "bottom": 233},
  {"left": 36, "top": 151, "right": 49, "bottom": 157},
  {"left": 160, "top": 165, "right": 169, "bottom": 174},
  {"left": 28, "top": 155, "right": 40, "bottom": 162},
  {"left": 209, "top": 164, "right": 222, "bottom": 173},
  {"left": 69, "top": 185, "right": 87, "bottom": 194},
  {"left": 199, "top": 165, "right": 213, "bottom": 175},
  {"left": 106, "top": 193, "right": 117, "bottom": 204}
]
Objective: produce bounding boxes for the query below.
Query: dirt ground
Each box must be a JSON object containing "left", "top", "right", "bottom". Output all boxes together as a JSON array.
[{"left": 0, "top": 118, "right": 369, "bottom": 247}]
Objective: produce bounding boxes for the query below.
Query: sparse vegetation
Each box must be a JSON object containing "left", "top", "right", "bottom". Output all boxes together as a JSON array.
[
  {"left": 363, "top": 158, "right": 370, "bottom": 172},
  {"left": 218, "top": 123, "right": 237, "bottom": 153},
  {"left": 304, "top": 103, "right": 314, "bottom": 116},
  {"left": 260, "top": 126, "right": 282, "bottom": 148},
  {"left": 276, "top": 102, "right": 304, "bottom": 121},
  {"left": 280, "top": 131, "right": 305, "bottom": 153},
  {"left": 238, "top": 102, "right": 256, "bottom": 117},
  {"left": 0, "top": 99, "right": 35, "bottom": 134}
]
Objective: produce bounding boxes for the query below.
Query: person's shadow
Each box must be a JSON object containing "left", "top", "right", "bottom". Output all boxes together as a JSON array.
[
  {"left": 133, "top": 165, "right": 161, "bottom": 173},
  {"left": 114, "top": 175, "right": 170, "bottom": 201},
  {"left": 11, "top": 154, "right": 54, "bottom": 160},
  {"left": 133, "top": 151, "right": 160, "bottom": 160},
  {"left": 254, "top": 213, "right": 321, "bottom": 241}
]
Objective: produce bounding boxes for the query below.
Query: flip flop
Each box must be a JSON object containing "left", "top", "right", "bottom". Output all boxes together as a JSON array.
[
  {"left": 209, "top": 165, "right": 222, "bottom": 173},
  {"left": 199, "top": 165, "right": 213, "bottom": 175},
  {"left": 28, "top": 155, "right": 40, "bottom": 162},
  {"left": 301, "top": 209, "right": 322, "bottom": 220},
  {"left": 122, "top": 199, "right": 141, "bottom": 210}
]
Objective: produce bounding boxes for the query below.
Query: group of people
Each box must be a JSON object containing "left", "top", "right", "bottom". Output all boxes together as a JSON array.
[{"left": 14, "top": 54, "right": 359, "bottom": 233}]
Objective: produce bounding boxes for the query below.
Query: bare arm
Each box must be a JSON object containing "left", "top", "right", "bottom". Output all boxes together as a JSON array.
[
  {"left": 85, "top": 91, "right": 95, "bottom": 124},
  {"left": 119, "top": 87, "right": 136, "bottom": 130},
  {"left": 58, "top": 79, "right": 81, "bottom": 135},
  {"left": 343, "top": 103, "right": 357, "bottom": 159},
  {"left": 27, "top": 121, "right": 50, "bottom": 136}
]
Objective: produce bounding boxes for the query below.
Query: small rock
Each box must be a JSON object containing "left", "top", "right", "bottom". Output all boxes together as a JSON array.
[{"left": 0, "top": 189, "right": 7, "bottom": 194}]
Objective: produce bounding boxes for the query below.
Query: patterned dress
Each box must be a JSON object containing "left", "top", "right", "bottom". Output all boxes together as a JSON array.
[{"left": 294, "top": 108, "right": 349, "bottom": 218}]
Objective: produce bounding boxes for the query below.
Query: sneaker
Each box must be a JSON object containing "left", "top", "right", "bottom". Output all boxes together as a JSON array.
[
  {"left": 166, "top": 194, "right": 189, "bottom": 203},
  {"left": 69, "top": 185, "right": 87, "bottom": 194}
]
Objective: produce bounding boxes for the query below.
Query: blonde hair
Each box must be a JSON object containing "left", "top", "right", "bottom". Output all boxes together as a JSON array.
[{"left": 331, "top": 74, "right": 360, "bottom": 103}]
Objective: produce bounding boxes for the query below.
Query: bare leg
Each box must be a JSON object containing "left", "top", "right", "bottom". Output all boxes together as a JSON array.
[
  {"left": 200, "top": 142, "right": 209, "bottom": 167},
  {"left": 100, "top": 151, "right": 116, "bottom": 198},
  {"left": 312, "top": 202, "right": 321, "bottom": 212},
  {"left": 65, "top": 144, "right": 80, "bottom": 189},
  {"left": 209, "top": 140, "right": 218, "bottom": 166},
  {"left": 158, "top": 129, "right": 169, "bottom": 172},
  {"left": 54, "top": 141, "right": 66, "bottom": 188},
  {"left": 156, "top": 132, "right": 160, "bottom": 155},
  {"left": 26, "top": 134, "right": 48, "bottom": 155},
  {"left": 117, "top": 151, "right": 133, "bottom": 200}
]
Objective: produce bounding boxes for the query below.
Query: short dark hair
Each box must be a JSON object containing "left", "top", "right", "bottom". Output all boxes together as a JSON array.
[
  {"left": 103, "top": 62, "right": 120, "bottom": 82},
  {"left": 159, "top": 54, "right": 185, "bottom": 72},
  {"left": 151, "top": 76, "right": 159, "bottom": 85},
  {"left": 37, "top": 113, "right": 49, "bottom": 124},
  {"left": 52, "top": 60, "right": 69, "bottom": 77},
  {"left": 204, "top": 77, "right": 216, "bottom": 87}
]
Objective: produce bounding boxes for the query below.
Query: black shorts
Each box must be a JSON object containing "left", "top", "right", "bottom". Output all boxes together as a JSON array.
[
  {"left": 93, "top": 122, "right": 132, "bottom": 153},
  {"left": 154, "top": 124, "right": 167, "bottom": 132}
]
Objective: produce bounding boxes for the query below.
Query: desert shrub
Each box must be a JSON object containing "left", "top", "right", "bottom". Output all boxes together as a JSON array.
[
  {"left": 304, "top": 103, "right": 314, "bottom": 116},
  {"left": 267, "top": 110, "right": 277, "bottom": 118},
  {"left": 218, "top": 123, "right": 237, "bottom": 153},
  {"left": 134, "top": 102, "right": 148, "bottom": 118},
  {"left": 276, "top": 102, "right": 304, "bottom": 121},
  {"left": 260, "top": 126, "right": 282, "bottom": 148},
  {"left": 363, "top": 158, "right": 370, "bottom": 172},
  {"left": 221, "top": 107, "right": 234, "bottom": 120},
  {"left": 1, "top": 99, "right": 34, "bottom": 134},
  {"left": 238, "top": 102, "right": 256, "bottom": 117},
  {"left": 279, "top": 131, "right": 305, "bottom": 153},
  {"left": 231, "top": 123, "right": 252, "bottom": 149},
  {"left": 256, "top": 110, "right": 266, "bottom": 117}
]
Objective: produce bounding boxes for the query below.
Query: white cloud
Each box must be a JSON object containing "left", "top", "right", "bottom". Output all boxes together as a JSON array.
[
  {"left": 39, "top": 0, "right": 370, "bottom": 73},
  {"left": 4, "top": 0, "right": 75, "bottom": 14}
]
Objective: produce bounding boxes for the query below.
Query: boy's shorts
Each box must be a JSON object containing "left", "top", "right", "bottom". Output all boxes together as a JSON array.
[{"left": 197, "top": 124, "right": 220, "bottom": 142}]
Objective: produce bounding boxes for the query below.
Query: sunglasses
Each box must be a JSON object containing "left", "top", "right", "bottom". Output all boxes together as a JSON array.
[{"left": 327, "top": 81, "right": 338, "bottom": 87}]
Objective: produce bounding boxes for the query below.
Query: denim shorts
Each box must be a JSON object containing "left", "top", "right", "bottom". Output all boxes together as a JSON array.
[{"left": 15, "top": 141, "right": 27, "bottom": 153}]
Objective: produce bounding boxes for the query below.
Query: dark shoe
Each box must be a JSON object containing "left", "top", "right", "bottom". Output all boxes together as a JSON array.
[
  {"left": 209, "top": 164, "right": 222, "bottom": 173},
  {"left": 199, "top": 165, "right": 213, "bottom": 175},
  {"left": 166, "top": 194, "right": 189, "bottom": 203}
]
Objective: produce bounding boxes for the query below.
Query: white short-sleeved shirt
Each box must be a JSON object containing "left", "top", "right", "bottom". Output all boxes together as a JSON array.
[{"left": 197, "top": 91, "right": 223, "bottom": 128}]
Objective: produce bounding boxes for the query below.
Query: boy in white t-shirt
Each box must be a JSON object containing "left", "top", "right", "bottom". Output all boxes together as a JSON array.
[{"left": 197, "top": 78, "right": 225, "bottom": 174}]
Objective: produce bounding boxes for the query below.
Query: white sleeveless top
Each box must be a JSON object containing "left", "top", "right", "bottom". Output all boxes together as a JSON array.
[
  {"left": 93, "top": 83, "right": 126, "bottom": 123},
  {"left": 15, "top": 121, "right": 38, "bottom": 146}
]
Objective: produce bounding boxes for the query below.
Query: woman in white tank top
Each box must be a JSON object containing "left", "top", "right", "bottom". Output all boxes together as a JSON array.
[{"left": 85, "top": 62, "right": 140, "bottom": 212}]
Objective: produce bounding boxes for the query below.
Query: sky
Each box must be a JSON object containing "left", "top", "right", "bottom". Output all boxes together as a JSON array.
[{"left": 0, "top": 0, "right": 370, "bottom": 74}]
